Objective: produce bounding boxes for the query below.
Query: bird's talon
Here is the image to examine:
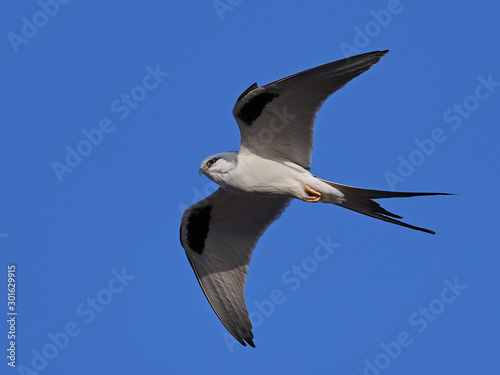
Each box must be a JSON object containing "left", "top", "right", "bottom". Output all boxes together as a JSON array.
[{"left": 304, "top": 185, "right": 321, "bottom": 202}]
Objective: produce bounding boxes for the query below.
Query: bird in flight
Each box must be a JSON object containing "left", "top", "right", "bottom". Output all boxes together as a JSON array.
[{"left": 179, "top": 50, "right": 448, "bottom": 348}]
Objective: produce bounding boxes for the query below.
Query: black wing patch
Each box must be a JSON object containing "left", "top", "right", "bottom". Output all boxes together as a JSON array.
[
  {"left": 185, "top": 205, "right": 212, "bottom": 254},
  {"left": 236, "top": 92, "right": 279, "bottom": 125}
]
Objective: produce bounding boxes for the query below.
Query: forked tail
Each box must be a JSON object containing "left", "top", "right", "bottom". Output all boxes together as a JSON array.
[{"left": 321, "top": 179, "right": 452, "bottom": 234}]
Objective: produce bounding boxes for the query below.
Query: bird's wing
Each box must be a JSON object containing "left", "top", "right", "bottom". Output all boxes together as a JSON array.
[
  {"left": 180, "top": 188, "right": 291, "bottom": 347},
  {"left": 233, "top": 50, "right": 388, "bottom": 170}
]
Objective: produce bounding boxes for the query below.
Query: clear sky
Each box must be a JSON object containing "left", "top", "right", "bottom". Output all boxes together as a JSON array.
[{"left": 1, "top": 1, "right": 499, "bottom": 374}]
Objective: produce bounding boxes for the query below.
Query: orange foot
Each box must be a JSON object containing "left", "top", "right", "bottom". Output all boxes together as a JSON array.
[{"left": 303, "top": 185, "right": 321, "bottom": 202}]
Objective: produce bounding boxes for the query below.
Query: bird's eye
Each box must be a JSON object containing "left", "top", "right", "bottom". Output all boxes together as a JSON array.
[{"left": 207, "top": 158, "right": 217, "bottom": 166}]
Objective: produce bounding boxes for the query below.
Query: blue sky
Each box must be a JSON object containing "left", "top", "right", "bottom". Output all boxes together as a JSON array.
[{"left": 1, "top": 1, "right": 499, "bottom": 374}]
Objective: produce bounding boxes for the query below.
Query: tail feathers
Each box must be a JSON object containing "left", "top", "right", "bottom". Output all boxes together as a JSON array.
[
  {"left": 321, "top": 180, "right": 452, "bottom": 235},
  {"left": 338, "top": 199, "right": 437, "bottom": 234}
]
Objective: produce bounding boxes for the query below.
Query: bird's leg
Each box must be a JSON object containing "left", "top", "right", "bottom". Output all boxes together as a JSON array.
[{"left": 303, "top": 185, "right": 322, "bottom": 202}]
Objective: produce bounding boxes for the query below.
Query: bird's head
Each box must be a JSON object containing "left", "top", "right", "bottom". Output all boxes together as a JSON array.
[{"left": 199, "top": 152, "right": 238, "bottom": 180}]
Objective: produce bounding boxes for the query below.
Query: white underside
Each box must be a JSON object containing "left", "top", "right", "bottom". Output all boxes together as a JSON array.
[{"left": 206, "top": 151, "right": 344, "bottom": 203}]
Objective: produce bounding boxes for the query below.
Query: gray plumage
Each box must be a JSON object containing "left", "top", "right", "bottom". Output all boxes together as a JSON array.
[{"left": 180, "top": 50, "right": 449, "bottom": 347}]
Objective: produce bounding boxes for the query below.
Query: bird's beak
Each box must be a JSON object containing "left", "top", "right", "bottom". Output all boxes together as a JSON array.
[{"left": 198, "top": 168, "right": 204, "bottom": 176}]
